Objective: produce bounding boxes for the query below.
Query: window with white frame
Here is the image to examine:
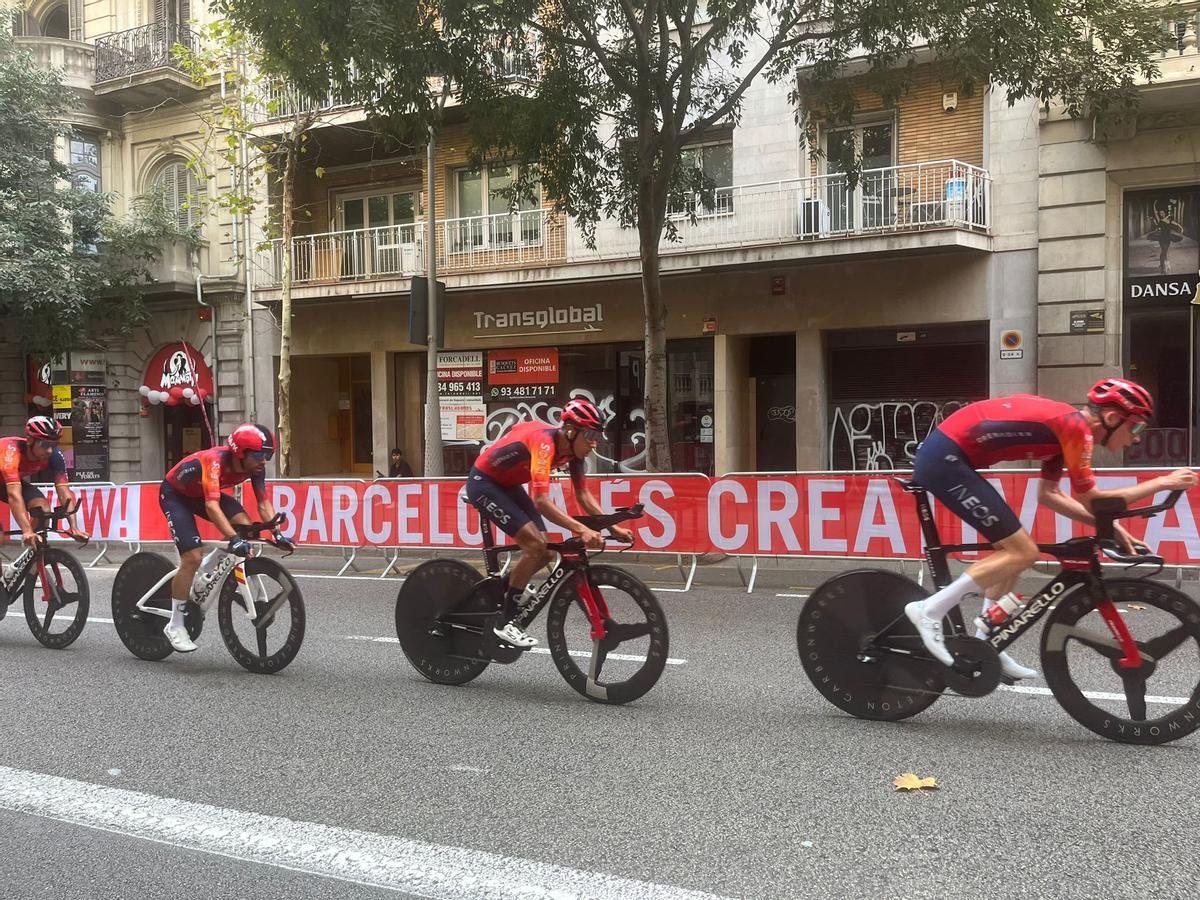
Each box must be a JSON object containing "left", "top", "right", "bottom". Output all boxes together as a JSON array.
[
  {"left": 153, "top": 158, "right": 201, "bottom": 231},
  {"left": 452, "top": 162, "right": 543, "bottom": 249},
  {"left": 678, "top": 139, "right": 733, "bottom": 216},
  {"left": 69, "top": 132, "right": 101, "bottom": 193}
]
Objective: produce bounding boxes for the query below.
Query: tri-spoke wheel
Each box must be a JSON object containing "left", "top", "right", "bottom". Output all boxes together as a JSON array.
[
  {"left": 1042, "top": 578, "right": 1200, "bottom": 745},
  {"left": 23, "top": 548, "right": 89, "bottom": 649},
  {"left": 217, "top": 557, "right": 305, "bottom": 674},
  {"left": 545, "top": 564, "right": 669, "bottom": 705},
  {"left": 798, "top": 570, "right": 945, "bottom": 722}
]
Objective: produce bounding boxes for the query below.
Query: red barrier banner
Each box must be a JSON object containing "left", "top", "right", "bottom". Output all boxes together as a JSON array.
[
  {"left": 2, "top": 470, "right": 1197, "bottom": 567},
  {"left": 242, "top": 475, "right": 711, "bottom": 554},
  {"left": 707, "top": 472, "right": 1200, "bottom": 565}
]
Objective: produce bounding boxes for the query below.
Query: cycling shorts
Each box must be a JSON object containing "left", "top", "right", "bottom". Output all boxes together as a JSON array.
[
  {"left": 465, "top": 469, "right": 545, "bottom": 539},
  {"left": 0, "top": 482, "right": 50, "bottom": 507},
  {"left": 912, "top": 429, "right": 1023, "bottom": 544},
  {"left": 159, "top": 481, "right": 246, "bottom": 552}
]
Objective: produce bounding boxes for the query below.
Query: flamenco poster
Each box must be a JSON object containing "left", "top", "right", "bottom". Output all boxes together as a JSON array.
[{"left": 1124, "top": 186, "right": 1200, "bottom": 302}]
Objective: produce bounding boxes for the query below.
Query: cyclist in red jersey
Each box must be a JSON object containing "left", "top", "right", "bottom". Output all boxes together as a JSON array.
[
  {"left": 158, "top": 423, "right": 292, "bottom": 652},
  {"left": 466, "top": 396, "right": 632, "bottom": 648},
  {"left": 905, "top": 378, "right": 1197, "bottom": 679},
  {"left": 0, "top": 417, "right": 87, "bottom": 548}
]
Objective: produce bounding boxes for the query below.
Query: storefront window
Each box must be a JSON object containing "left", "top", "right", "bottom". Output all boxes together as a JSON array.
[
  {"left": 1123, "top": 186, "right": 1200, "bottom": 466},
  {"left": 439, "top": 339, "right": 714, "bottom": 476}
]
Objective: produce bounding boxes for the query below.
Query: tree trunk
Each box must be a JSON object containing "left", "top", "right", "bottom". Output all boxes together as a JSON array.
[
  {"left": 638, "top": 191, "right": 672, "bottom": 473},
  {"left": 277, "top": 139, "right": 296, "bottom": 476}
]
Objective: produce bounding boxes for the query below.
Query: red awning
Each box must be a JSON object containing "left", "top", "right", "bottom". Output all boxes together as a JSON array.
[{"left": 140, "top": 342, "right": 214, "bottom": 407}]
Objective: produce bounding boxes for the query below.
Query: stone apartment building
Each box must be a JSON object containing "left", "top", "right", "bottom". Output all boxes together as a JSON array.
[{"left": 10, "top": 1, "right": 1188, "bottom": 480}]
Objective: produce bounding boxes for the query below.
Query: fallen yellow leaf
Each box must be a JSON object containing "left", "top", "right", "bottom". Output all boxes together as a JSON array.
[
  {"left": 893, "top": 773, "right": 939, "bottom": 792},
  {"left": 1128, "top": 604, "right": 1146, "bottom": 611}
]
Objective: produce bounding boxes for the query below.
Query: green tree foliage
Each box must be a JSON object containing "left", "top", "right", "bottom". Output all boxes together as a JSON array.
[
  {"left": 216, "top": 0, "right": 1171, "bottom": 470},
  {"left": 0, "top": 24, "right": 198, "bottom": 359}
]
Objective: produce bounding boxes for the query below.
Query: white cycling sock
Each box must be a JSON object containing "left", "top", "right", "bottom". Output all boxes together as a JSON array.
[
  {"left": 169, "top": 599, "right": 187, "bottom": 630},
  {"left": 921, "top": 573, "right": 982, "bottom": 621}
]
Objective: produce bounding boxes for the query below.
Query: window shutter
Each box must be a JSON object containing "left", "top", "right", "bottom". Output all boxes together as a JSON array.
[
  {"left": 155, "top": 0, "right": 169, "bottom": 24},
  {"left": 68, "top": 0, "right": 83, "bottom": 40},
  {"left": 179, "top": 0, "right": 190, "bottom": 23},
  {"left": 11, "top": 10, "right": 26, "bottom": 36}
]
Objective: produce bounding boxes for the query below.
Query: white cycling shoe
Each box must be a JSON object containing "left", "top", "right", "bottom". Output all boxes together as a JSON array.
[
  {"left": 904, "top": 600, "right": 954, "bottom": 666},
  {"left": 998, "top": 651, "right": 1038, "bottom": 680},
  {"left": 163, "top": 620, "right": 198, "bottom": 654},
  {"left": 493, "top": 621, "right": 537, "bottom": 649}
]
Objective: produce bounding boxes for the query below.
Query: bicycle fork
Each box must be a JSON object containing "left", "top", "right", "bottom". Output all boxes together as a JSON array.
[{"left": 1095, "top": 599, "right": 1145, "bottom": 670}]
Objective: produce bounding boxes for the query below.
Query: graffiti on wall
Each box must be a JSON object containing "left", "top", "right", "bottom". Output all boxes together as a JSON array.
[
  {"left": 484, "top": 389, "right": 648, "bottom": 472},
  {"left": 829, "top": 400, "right": 972, "bottom": 471}
]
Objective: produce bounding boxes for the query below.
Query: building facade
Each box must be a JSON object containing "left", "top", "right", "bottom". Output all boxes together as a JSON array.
[
  {"left": 250, "top": 57, "right": 1043, "bottom": 476},
  {"left": 7, "top": 0, "right": 267, "bottom": 482}
]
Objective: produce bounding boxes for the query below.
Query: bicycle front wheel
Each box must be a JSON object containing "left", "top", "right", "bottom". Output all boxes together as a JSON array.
[
  {"left": 23, "top": 548, "right": 89, "bottom": 649},
  {"left": 798, "top": 570, "right": 944, "bottom": 722},
  {"left": 545, "top": 565, "right": 669, "bottom": 705},
  {"left": 1042, "top": 578, "right": 1200, "bottom": 745},
  {"left": 217, "top": 558, "right": 305, "bottom": 674}
]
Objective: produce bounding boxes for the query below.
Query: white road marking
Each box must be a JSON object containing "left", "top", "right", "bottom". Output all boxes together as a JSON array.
[
  {"left": 775, "top": 593, "right": 809, "bottom": 599},
  {"left": 0, "top": 765, "right": 727, "bottom": 900},
  {"left": 998, "top": 684, "right": 1191, "bottom": 705},
  {"left": 344, "top": 634, "right": 688, "bottom": 665},
  {"left": 50, "top": 615, "right": 115, "bottom": 624}
]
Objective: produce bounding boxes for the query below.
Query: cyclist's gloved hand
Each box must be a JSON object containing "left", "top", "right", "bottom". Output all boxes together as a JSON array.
[
  {"left": 226, "top": 535, "right": 251, "bottom": 557},
  {"left": 270, "top": 528, "right": 295, "bottom": 552}
]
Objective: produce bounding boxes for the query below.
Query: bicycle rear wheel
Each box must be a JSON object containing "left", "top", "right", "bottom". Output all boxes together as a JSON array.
[
  {"left": 217, "top": 558, "right": 305, "bottom": 674},
  {"left": 1042, "top": 578, "right": 1200, "bottom": 745},
  {"left": 23, "top": 548, "right": 89, "bottom": 649},
  {"left": 798, "top": 570, "right": 944, "bottom": 721},
  {"left": 111, "top": 552, "right": 202, "bottom": 661},
  {"left": 545, "top": 565, "right": 669, "bottom": 705},
  {"left": 395, "top": 559, "right": 492, "bottom": 686}
]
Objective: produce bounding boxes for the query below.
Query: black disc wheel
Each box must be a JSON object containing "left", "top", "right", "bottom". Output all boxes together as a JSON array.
[
  {"left": 395, "top": 559, "right": 493, "bottom": 686},
  {"left": 111, "top": 552, "right": 202, "bottom": 661},
  {"left": 23, "top": 548, "right": 90, "bottom": 649},
  {"left": 217, "top": 557, "right": 305, "bottom": 674},
  {"left": 798, "top": 570, "right": 944, "bottom": 722},
  {"left": 545, "top": 565, "right": 669, "bottom": 705},
  {"left": 1042, "top": 578, "right": 1200, "bottom": 745}
]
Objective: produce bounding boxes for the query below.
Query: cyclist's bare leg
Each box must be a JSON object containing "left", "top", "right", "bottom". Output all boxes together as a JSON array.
[
  {"left": 964, "top": 529, "right": 1040, "bottom": 599},
  {"left": 170, "top": 547, "right": 203, "bottom": 602},
  {"left": 507, "top": 522, "right": 552, "bottom": 594}
]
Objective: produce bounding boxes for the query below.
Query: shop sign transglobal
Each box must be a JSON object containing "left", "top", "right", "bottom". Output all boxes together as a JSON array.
[{"left": 473, "top": 303, "right": 604, "bottom": 335}]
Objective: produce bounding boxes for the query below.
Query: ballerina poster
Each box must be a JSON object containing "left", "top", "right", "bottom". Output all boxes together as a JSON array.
[{"left": 1124, "top": 187, "right": 1200, "bottom": 302}]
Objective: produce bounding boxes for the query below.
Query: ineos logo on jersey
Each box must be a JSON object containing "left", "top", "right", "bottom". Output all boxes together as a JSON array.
[
  {"left": 947, "top": 483, "right": 1001, "bottom": 528},
  {"left": 477, "top": 498, "right": 511, "bottom": 525}
]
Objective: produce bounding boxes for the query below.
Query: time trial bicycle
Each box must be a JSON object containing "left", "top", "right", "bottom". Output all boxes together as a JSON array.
[
  {"left": 395, "top": 502, "right": 669, "bottom": 704},
  {"left": 798, "top": 481, "right": 1200, "bottom": 745},
  {"left": 111, "top": 514, "right": 305, "bottom": 673},
  {"left": 0, "top": 503, "right": 89, "bottom": 648}
]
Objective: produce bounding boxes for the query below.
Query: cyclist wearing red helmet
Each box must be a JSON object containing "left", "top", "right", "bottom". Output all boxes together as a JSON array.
[
  {"left": 158, "top": 422, "right": 292, "bottom": 652},
  {"left": 0, "top": 417, "right": 87, "bottom": 549},
  {"left": 467, "top": 395, "right": 633, "bottom": 648},
  {"left": 905, "top": 378, "right": 1197, "bottom": 680}
]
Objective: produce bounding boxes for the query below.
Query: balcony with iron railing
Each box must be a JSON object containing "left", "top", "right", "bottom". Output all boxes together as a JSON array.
[
  {"left": 575, "top": 159, "right": 990, "bottom": 262},
  {"left": 92, "top": 23, "right": 199, "bottom": 103},
  {"left": 253, "top": 160, "right": 989, "bottom": 290}
]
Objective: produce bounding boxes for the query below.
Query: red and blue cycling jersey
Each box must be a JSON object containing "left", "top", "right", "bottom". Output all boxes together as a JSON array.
[
  {"left": 473, "top": 420, "right": 586, "bottom": 497},
  {"left": 165, "top": 447, "right": 265, "bottom": 502},
  {"left": 936, "top": 394, "right": 1097, "bottom": 493},
  {"left": 0, "top": 437, "right": 68, "bottom": 487}
]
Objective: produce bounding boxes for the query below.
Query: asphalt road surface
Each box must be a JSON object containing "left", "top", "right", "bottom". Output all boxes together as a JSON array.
[{"left": 0, "top": 552, "right": 1197, "bottom": 899}]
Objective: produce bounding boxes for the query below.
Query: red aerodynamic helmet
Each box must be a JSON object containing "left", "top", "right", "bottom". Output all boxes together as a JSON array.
[
  {"left": 227, "top": 423, "right": 276, "bottom": 458},
  {"left": 25, "top": 415, "right": 62, "bottom": 441},
  {"left": 561, "top": 397, "right": 606, "bottom": 431},
  {"left": 1087, "top": 377, "right": 1154, "bottom": 418}
]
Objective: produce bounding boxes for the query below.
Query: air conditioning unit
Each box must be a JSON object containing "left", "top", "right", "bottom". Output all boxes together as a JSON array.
[{"left": 799, "top": 198, "right": 830, "bottom": 238}]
